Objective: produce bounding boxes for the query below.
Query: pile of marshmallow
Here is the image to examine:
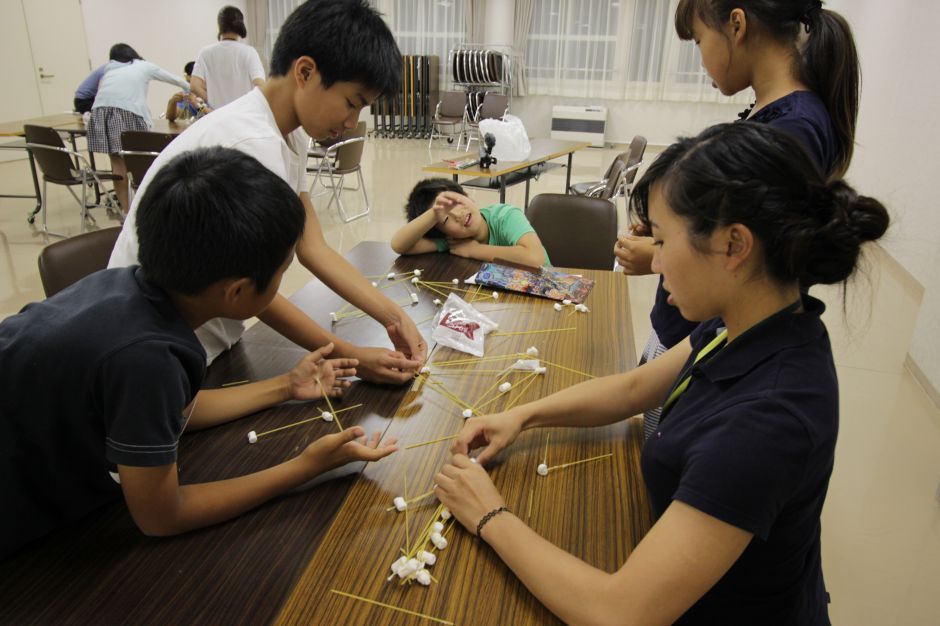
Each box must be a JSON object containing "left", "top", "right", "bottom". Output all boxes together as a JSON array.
[
  {"left": 387, "top": 508, "right": 452, "bottom": 587},
  {"left": 553, "top": 299, "right": 590, "bottom": 313}
]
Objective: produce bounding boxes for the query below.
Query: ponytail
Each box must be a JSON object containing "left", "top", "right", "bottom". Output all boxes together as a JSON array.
[{"left": 800, "top": 8, "right": 860, "bottom": 179}]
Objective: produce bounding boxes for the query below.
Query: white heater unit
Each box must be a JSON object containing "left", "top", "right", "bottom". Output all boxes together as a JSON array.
[{"left": 551, "top": 105, "right": 607, "bottom": 147}]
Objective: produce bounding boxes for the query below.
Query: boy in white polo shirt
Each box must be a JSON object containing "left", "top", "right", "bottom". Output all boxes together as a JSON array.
[{"left": 109, "top": 0, "right": 426, "bottom": 384}]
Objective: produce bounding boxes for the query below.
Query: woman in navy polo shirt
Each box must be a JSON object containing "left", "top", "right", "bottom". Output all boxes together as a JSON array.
[{"left": 437, "top": 122, "right": 889, "bottom": 624}]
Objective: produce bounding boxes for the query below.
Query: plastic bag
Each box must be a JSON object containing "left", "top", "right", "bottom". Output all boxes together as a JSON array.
[
  {"left": 478, "top": 113, "right": 531, "bottom": 162},
  {"left": 431, "top": 293, "right": 499, "bottom": 357}
]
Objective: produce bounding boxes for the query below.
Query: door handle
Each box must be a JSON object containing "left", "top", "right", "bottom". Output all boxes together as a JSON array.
[{"left": 38, "top": 67, "right": 55, "bottom": 79}]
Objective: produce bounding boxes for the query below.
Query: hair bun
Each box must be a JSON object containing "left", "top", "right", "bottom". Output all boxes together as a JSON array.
[{"left": 831, "top": 181, "right": 890, "bottom": 243}]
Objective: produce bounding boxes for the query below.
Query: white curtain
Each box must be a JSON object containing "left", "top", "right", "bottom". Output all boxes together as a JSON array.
[
  {"left": 246, "top": 0, "right": 270, "bottom": 71},
  {"left": 513, "top": 0, "right": 534, "bottom": 96},
  {"left": 266, "top": 0, "right": 301, "bottom": 67},
  {"left": 525, "top": 0, "right": 752, "bottom": 104},
  {"left": 374, "top": 0, "right": 467, "bottom": 76}
]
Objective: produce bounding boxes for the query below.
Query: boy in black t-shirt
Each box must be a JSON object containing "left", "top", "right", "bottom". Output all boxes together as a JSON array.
[{"left": 0, "top": 147, "right": 398, "bottom": 559}]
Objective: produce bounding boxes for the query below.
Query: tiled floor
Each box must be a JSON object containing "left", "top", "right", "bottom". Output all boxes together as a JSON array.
[{"left": 1, "top": 136, "right": 938, "bottom": 624}]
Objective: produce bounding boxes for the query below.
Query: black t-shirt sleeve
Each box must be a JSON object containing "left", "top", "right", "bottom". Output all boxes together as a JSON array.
[
  {"left": 673, "top": 397, "right": 813, "bottom": 540},
  {"left": 97, "top": 341, "right": 196, "bottom": 467}
]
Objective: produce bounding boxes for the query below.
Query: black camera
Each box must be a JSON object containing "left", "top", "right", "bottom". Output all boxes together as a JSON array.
[{"left": 479, "top": 132, "right": 498, "bottom": 169}]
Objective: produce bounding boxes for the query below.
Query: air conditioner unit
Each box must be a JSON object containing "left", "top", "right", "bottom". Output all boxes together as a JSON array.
[{"left": 550, "top": 105, "right": 607, "bottom": 147}]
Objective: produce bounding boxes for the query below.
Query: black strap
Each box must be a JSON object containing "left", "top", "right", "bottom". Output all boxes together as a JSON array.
[{"left": 477, "top": 506, "right": 510, "bottom": 541}]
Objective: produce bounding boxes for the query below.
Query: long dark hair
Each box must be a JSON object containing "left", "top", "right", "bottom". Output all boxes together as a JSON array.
[
  {"left": 218, "top": 6, "right": 247, "bottom": 39},
  {"left": 631, "top": 123, "right": 888, "bottom": 288},
  {"left": 675, "top": 0, "right": 859, "bottom": 179},
  {"left": 109, "top": 43, "right": 142, "bottom": 63}
]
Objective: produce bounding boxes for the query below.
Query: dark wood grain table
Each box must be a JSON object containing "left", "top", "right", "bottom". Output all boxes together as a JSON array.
[{"left": 0, "top": 242, "right": 649, "bottom": 625}]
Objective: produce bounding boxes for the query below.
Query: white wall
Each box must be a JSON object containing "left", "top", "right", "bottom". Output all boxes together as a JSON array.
[
  {"left": 80, "top": 0, "right": 249, "bottom": 120},
  {"left": 826, "top": 0, "right": 940, "bottom": 392}
]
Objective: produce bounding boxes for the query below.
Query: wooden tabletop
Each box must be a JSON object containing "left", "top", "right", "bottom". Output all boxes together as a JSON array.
[
  {"left": 0, "top": 112, "right": 83, "bottom": 137},
  {"left": 423, "top": 138, "right": 591, "bottom": 178},
  {"left": 0, "top": 113, "right": 188, "bottom": 137},
  {"left": 0, "top": 242, "right": 648, "bottom": 625}
]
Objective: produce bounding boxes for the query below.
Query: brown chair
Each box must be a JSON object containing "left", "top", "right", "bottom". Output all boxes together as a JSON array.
[
  {"left": 570, "top": 135, "right": 647, "bottom": 201},
  {"left": 307, "top": 121, "right": 369, "bottom": 222},
  {"left": 525, "top": 193, "right": 617, "bottom": 271},
  {"left": 119, "top": 131, "right": 176, "bottom": 202},
  {"left": 428, "top": 91, "right": 468, "bottom": 149},
  {"left": 464, "top": 92, "right": 509, "bottom": 151},
  {"left": 37, "top": 226, "right": 122, "bottom": 297},
  {"left": 24, "top": 125, "right": 123, "bottom": 239}
]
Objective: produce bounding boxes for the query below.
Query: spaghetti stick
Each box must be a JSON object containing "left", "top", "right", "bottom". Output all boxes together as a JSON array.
[
  {"left": 221, "top": 379, "right": 249, "bottom": 387},
  {"left": 403, "top": 472, "right": 411, "bottom": 553},
  {"left": 543, "top": 432, "right": 551, "bottom": 466},
  {"left": 432, "top": 353, "right": 526, "bottom": 367},
  {"left": 329, "top": 590, "right": 454, "bottom": 625},
  {"left": 405, "top": 434, "right": 459, "bottom": 450},
  {"left": 551, "top": 452, "right": 613, "bottom": 472},
  {"left": 536, "top": 358, "right": 597, "bottom": 379},
  {"left": 504, "top": 371, "right": 542, "bottom": 411},
  {"left": 424, "top": 379, "right": 474, "bottom": 410},
  {"left": 491, "top": 327, "right": 576, "bottom": 337},
  {"left": 252, "top": 414, "right": 327, "bottom": 439},
  {"left": 317, "top": 379, "right": 344, "bottom": 431}
]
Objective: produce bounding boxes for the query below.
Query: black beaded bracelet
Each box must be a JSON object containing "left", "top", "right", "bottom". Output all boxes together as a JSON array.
[{"left": 477, "top": 506, "right": 510, "bottom": 541}]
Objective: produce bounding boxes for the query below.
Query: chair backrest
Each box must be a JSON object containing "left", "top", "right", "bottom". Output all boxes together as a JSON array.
[
  {"left": 24, "top": 125, "right": 77, "bottom": 184},
  {"left": 121, "top": 131, "right": 175, "bottom": 189},
  {"left": 621, "top": 135, "right": 648, "bottom": 187},
  {"left": 525, "top": 193, "right": 617, "bottom": 270},
  {"left": 332, "top": 121, "right": 367, "bottom": 171},
  {"left": 599, "top": 159, "right": 627, "bottom": 200},
  {"left": 439, "top": 91, "right": 467, "bottom": 118},
  {"left": 37, "top": 226, "right": 122, "bottom": 297},
  {"left": 478, "top": 93, "right": 509, "bottom": 121}
]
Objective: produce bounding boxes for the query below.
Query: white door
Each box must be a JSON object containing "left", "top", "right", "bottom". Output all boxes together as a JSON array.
[{"left": 21, "top": 0, "right": 92, "bottom": 115}]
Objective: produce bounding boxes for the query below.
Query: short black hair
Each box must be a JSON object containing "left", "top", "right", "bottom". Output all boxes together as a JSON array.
[
  {"left": 218, "top": 5, "right": 247, "bottom": 38},
  {"left": 404, "top": 178, "right": 466, "bottom": 239},
  {"left": 269, "top": 0, "right": 401, "bottom": 96},
  {"left": 109, "top": 43, "right": 142, "bottom": 63},
  {"left": 137, "top": 147, "right": 305, "bottom": 295},
  {"left": 184, "top": 61, "right": 195, "bottom": 76},
  {"left": 630, "top": 122, "right": 888, "bottom": 288}
]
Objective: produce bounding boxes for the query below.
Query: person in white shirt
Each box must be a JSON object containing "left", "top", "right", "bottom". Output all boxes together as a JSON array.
[
  {"left": 87, "top": 45, "right": 188, "bottom": 212},
  {"left": 190, "top": 6, "right": 265, "bottom": 109},
  {"left": 109, "top": 0, "right": 427, "bottom": 386}
]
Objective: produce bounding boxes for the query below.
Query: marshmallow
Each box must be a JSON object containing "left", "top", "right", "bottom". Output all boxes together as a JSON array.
[
  {"left": 371, "top": 281, "right": 378, "bottom": 287},
  {"left": 410, "top": 292, "right": 419, "bottom": 303},
  {"left": 563, "top": 299, "right": 572, "bottom": 305},
  {"left": 431, "top": 532, "right": 448, "bottom": 550},
  {"left": 390, "top": 556, "right": 408, "bottom": 575},
  {"left": 413, "top": 269, "right": 422, "bottom": 277},
  {"left": 321, "top": 411, "right": 333, "bottom": 422},
  {"left": 247, "top": 430, "right": 258, "bottom": 444},
  {"left": 512, "top": 359, "right": 540, "bottom": 371},
  {"left": 452, "top": 278, "right": 460, "bottom": 285},
  {"left": 526, "top": 346, "right": 539, "bottom": 357},
  {"left": 411, "top": 276, "right": 420, "bottom": 284},
  {"left": 537, "top": 463, "right": 549, "bottom": 476},
  {"left": 433, "top": 298, "right": 442, "bottom": 306},
  {"left": 536, "top": 366, "right": 548, "bottom": 375},
  {"left": 492, "top": 291, "right": 499, "bottom": 300},
  {"left": 416, "top": 569, "right": 432, "bottom": 586},
  {"left": 580, "top": 304, "right": 591, "bottom": 313},
  {"left": 418, "top": 550, "right": 438, "bottom": 566},
  {"left": 387, "top": 272, "right": 396, "bottom": 279},
  {"left": 462, "top": 408, "right": 473, "bottom": 419},
  {"left": 329, "top": 312, "right": 337, "bottom": 322},
  {"left": 498, "top": 382, "right": 512, "bottom": 393},
  {"left": 432, "top": 521, "right": 444, "bottom": 534},
  {"left": 471, "top": 457, "right": 478, "bottom": 464},
  {"left": 393, "top": 496, "right": 407, "bottom": 512},
  {"left": 553, "top": 303, "right": 562, "bottom": 311},
  {"left": 440, "top": 508, "right": 452, "bottom": 520},
  {"left": 420, "top": 366, "right": 431, "bottom": 374}
]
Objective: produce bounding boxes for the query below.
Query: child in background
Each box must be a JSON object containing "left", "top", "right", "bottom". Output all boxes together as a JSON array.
[
  {"left": 391, "top": 178, "right": 550, "bottom": 267},
  {"left": 166, "top": 62, "right": 211, "bottom": 122},
  {"left": 0, "top": 147, "right": 397, "bottom": 559},
  {"left": 73, "top": 43, "right": 143, "bottom": 115}
]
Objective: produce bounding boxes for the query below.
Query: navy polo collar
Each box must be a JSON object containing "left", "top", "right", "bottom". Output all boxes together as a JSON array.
[{"left": 695, "top": 294, "right": 827, "bottom": 384}]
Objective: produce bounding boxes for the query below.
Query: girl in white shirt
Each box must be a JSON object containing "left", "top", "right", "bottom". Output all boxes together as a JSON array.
[{"left": 190, "top": 6, "right": 266, "bottom": 109}]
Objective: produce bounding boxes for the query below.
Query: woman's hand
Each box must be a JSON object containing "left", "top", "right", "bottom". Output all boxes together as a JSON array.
[
  {"left": 434, "top": 454, "right": 506, "bottom": 535},
  {"left": 451, "top": 408, "right": 526, "bottom": 465},
  {"left": 302, "top": 427, "right": 398, "bottom": 473}
]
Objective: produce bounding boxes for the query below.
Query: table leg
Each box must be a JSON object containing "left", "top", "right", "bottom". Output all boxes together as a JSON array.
[
  {"left": 500, "top": 176, "right": 506, "bottom": 203},
  {"left": 565, "top": 152, "right": 574, "bottom": 193},
  {"left": 453, "top": 174, "right": 458, "bottom": 183},
  {"left": 524, "top": 166, "right": 532, "bottom": 209},
  {"left": 26, "top": 149, "right": 41, "bottom": 222}
]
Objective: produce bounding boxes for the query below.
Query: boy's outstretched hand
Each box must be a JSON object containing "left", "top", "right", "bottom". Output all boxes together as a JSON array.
[
  {"left": 288, "top": 343, "right": 358, "bottom": 400},
  {"left": 303, "top": 426, "right": 398, "bottom": 472}
]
